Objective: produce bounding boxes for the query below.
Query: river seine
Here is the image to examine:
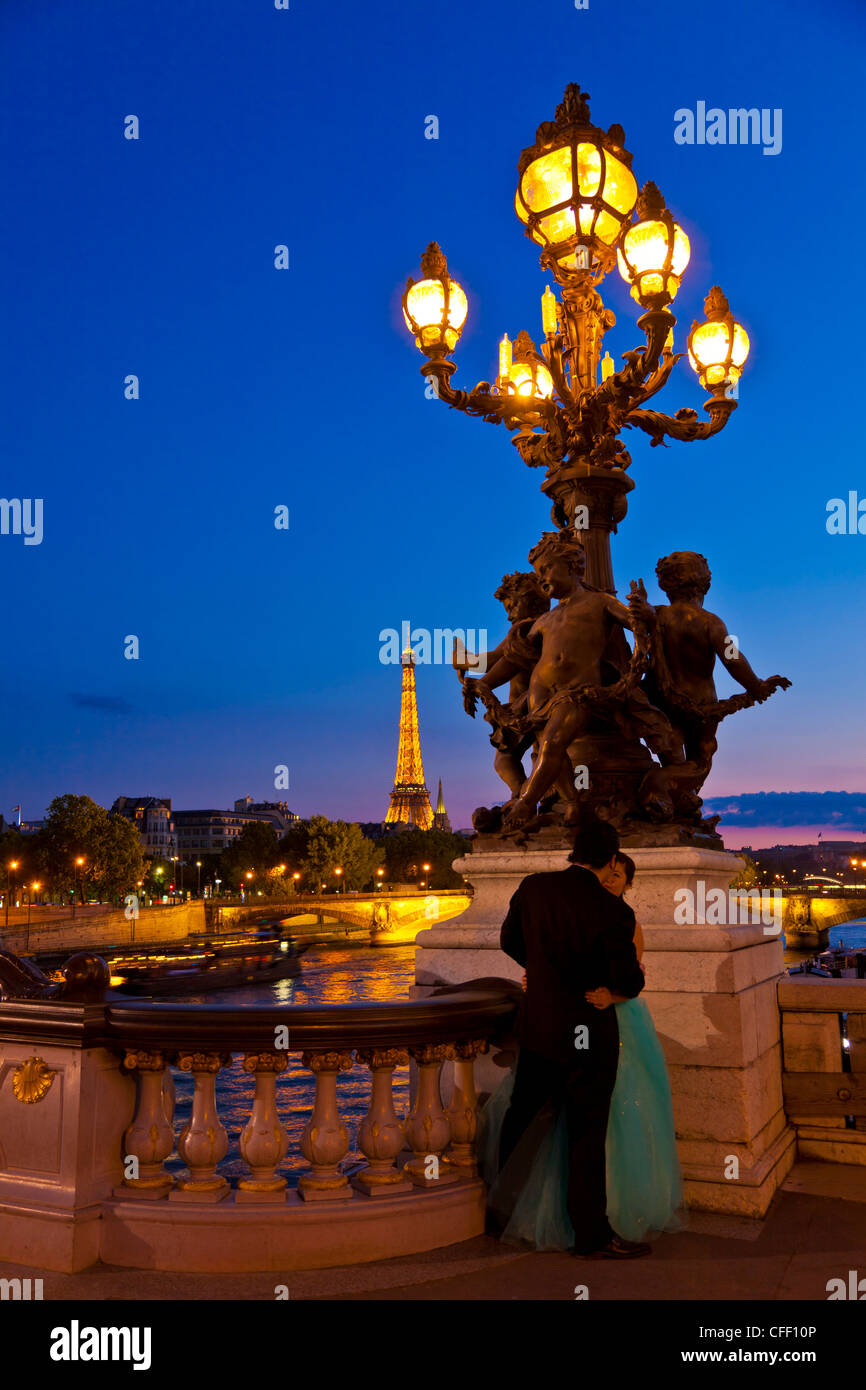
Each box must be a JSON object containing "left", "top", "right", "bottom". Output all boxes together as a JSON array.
[{"left": 167, "top": 944, "right": 415, "bottom": 1187}]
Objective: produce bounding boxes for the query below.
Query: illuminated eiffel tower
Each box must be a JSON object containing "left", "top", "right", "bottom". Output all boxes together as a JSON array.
[{"left": 385, "top": 648, "right": 433, "bottom": 829}]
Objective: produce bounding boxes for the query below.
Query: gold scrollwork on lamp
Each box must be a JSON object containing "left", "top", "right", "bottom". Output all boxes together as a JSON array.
[{"left": 12, "top": 1055, "right": 57, "bottom": 1104}]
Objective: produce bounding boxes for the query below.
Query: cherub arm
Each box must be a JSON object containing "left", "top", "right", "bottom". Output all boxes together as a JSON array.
[
  {"left": 626, "top": 578, "right": 658, "bottom": 628},
  {"left": 453, "top": 635, "right": 506, "bottom": 677},
  {"left": 603, "top": 591, "right": 634, "bottom": 631},
  {"left": 475, "top": 654, "right": 523, "bottom": 691},
  {"left": 607, "top": 579, "right": 660, "bottom": 635},
  {"left": 708, "top": 614, "right": 789, "bottom": 701}
]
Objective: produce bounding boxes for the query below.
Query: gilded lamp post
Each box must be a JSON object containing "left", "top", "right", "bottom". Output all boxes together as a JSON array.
[{"left": 401, "top": 83, "right": 749, "bottom": 595}]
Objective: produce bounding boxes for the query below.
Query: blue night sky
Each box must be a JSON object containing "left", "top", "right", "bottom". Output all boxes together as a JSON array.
[{"left": 1, "top": 0, "right": 864, "bottom": 846}]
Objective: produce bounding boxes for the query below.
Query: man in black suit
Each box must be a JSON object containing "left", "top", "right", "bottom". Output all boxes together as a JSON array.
[{"left": 496, "top": 818, "right": 650, "bottom": 1257}]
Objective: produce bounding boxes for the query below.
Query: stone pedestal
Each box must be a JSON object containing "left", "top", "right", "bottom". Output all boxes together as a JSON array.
[
  {"left": 415, "top": 841, "right": 795, "bottom": 1219},
  {"left": 0, "top": 1006, "right": 136, "bottom": 1271}
]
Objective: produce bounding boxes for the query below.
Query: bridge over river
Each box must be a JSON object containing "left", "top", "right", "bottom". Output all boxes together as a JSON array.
[
  {"left": 778, "top": 893, "right": 866, "bottom": 949},
  {"left": 209, "top": 888, "right": 472, "bottom": 946}
]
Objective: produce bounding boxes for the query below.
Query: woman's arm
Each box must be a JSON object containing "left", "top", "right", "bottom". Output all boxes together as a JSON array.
[{"left": 585, "top": 986, "right": 629, "bottom": 1008}]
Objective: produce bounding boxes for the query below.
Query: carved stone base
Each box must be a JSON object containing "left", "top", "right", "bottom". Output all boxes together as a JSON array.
[
  {"left": 351, "top": 1170, "right": 414, "bottom": 1197},
  {"left": 444, "top": 1153, "right": 478, "bottom": 1178},
  {"left": 403, "top": 1156, "right": 462, "bottom": 1188},
  {"left": 297, "top": 1176, "right": 355, "bottom": 1202},
  {"left": 169, "top": 1179, "right": 230, "bottom": 1203},
  {"left": 112, "top": 1181, "right": 172, "bottom": 1201},
  {"left": 235, "top": 1186, "right": 289, "bottom": 1204}
]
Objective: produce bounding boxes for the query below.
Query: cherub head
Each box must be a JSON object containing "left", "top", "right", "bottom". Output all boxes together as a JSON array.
[
  {"left": 528, "top": 529, "right": 587, "bottom": 600},
  {"left": 656, "top": 551, "right": 711, "bottom": 603},
  {"left": 494, "top": 571, "right": 550, "bottom": 623}
]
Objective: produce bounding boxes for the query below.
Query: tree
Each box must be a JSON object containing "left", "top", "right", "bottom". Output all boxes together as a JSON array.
[
  {"left": 302, "top": 816, "right": 384, "bottom": 892},
  {"left": 219, "top": 821, "right": 281, "bottom": 891},
  {"left": 39, "top": 794, "right": 144, "bottom": 901},
  {"left": 0, "top": 828, "right": 34, "bottom": 902},
  {"left": 375, "top": 827, "right": 465, "bottom": 889},
  {"left": 730, "top": 855, "right": 760, "bottom": 890},
  {"left": 144, "top": 858, "right": 173, "bottom": 900}
]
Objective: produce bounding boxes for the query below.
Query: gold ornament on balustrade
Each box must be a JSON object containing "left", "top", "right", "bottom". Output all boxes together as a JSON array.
[
  {"left": 301, "top": 1051, "right": 354, "bottom": 1073},
  {"left": 123, "top": 1049, "right": 166, "bottom": 1071},
  {"left": 242, "top": 1052, "right": 289, "bottom": 1073},
  {"left": 174, "top": 1052, "right": 233, "bottom": 1072},
  {"left": 12, "top": 1056, "right": 57, "bottom": 1104},
  {"left": 408, "top": 1043, "right": 456, "bottom": 1066},
  {"left": 355, "top": 1048, "right": 409, "bottom": 1070},
  {"left": 452, "top": 1039, "right": 490, "bottom": 1061}
]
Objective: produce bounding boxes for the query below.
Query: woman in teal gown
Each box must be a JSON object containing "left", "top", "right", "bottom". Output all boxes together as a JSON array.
[{"left": 479, "top": 853, "right": 684, "bottom": 1250}]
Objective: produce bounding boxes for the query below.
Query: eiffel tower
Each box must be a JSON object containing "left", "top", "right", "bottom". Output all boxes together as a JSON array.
[{"left": 385, "top": 648, "right": 433, "bottom": 828}]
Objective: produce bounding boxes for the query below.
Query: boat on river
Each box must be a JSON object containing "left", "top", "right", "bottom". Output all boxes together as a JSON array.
[
  {"left": 103, "top": 934, "right": 305, "bottom": 996},
  {"left": 787, "top": 944, "right": 866, "bottom": 980}
]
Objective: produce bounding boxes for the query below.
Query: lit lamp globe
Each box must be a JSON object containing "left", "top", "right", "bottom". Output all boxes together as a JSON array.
[
  {"left": 497, "top": 331, "right": 555, "bottom": 401},
  {"left": 402, "top": 242, "right": 468, "bottom": 358},
  {"left": 515, "top": 84, "right": 637, "bottom": 277},
  {"left": 687, "top": 286, "right": 750, "bottom": 391},
  {"left": 617, "top": 182, "right": 690, "bottom": 309}
]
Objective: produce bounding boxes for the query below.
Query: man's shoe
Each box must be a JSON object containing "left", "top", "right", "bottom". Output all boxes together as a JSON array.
[
  {"left": 575, "top": 1235, "right": 651, "bottom": 1259},
  {"left": 596, "top": 1235, "right": 651, "bottom": 1258}
]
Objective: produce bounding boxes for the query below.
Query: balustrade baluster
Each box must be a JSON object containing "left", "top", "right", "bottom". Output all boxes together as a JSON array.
[
  {"left": 353, "top": 1048, "right": 412, "bottom": 1195},
  {"left": 405, "top": 1043, "right": 460, "bottom": 1186},
  {"left": 298, "top": 1051, "right": 354, "bottom": 1200},
  {"left": 169, "top": 1051, "right": 232, "bottom": 1202},
  {"left": 445, "top": 1039, "right": 487, "bottom": 1176},
  {"left": 162, "top": 1065, "right": 176, "bottom": 1125},
  {"left": 237, "top": 1052, "right": 290, "bottom": 1201},
  {"left": 117, "top": 1049, "right": 174, "bottom": 1197}
]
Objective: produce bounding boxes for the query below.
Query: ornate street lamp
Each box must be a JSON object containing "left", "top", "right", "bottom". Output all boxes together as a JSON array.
[
  {"left": 616, "top": 182, "right": 690, "bottom": 310},
  {"left": 687, "top": 286, "right": 750, "bottom": 390},
  {"left": 401, "top": 82, "right": 750, "bottom": 594},
  {"left": 402, "top": 243, "right": 468, "bottom": 358},
  {"left": 498, "top": 330, "right": 555, "bottom": 400},
  {"left": 514, "top": 85, "right": 637, "bottom": 275}
]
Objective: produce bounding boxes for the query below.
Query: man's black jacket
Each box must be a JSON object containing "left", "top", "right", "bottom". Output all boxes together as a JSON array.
[{"left": 500, "top": 864, "right": 645, "bottom": 1066}]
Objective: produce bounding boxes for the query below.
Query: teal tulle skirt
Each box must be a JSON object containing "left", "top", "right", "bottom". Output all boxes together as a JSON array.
[{"left": 478, "top": 998, "right": 684, "bottom": 1249}]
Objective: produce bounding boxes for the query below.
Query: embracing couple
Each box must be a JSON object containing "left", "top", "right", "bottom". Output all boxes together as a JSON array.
[{"left": 479, "top": 817, "right": 683, "bottom": 1257}]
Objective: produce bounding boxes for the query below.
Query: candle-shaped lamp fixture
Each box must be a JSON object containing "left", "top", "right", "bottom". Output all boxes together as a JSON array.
[
  {"left": 499, "top": 333, "right": 513, "bottom": 382},
  {"left": 541, "top": 286, "right": 558, "bottom": 337}
]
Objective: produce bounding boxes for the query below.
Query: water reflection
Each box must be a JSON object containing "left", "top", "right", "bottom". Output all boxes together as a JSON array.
[{"left": 167, "top": 946, "right": 415, "bottom": 1186}]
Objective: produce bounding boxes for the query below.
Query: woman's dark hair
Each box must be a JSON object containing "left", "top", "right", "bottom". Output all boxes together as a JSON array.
[
  {"left": 615, "top": 851, "right": 636, "bottom": 887},
  {"left": 569, "top": 817, "right": 620, "bottom": 868}
]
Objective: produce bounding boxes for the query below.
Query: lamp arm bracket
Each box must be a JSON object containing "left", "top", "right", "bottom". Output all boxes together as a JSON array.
[
  {"left": 624, "top": 395, "right": 737, "bottom": 447},
  {"left": 627, "top": 352, "right": 685, "bottom": 409},
  {"left": 419, "top": 360, "right": 557, "bottom": 425}
]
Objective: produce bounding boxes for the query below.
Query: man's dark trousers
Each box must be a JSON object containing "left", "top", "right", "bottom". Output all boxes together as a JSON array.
[{"left": 498, "top": 1039, "right": 619, "bottom": 1254}]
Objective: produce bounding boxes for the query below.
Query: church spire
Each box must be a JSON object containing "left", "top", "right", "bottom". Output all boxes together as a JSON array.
[{"left": 432, "top": 777, "right": 451, "bottom": 832}]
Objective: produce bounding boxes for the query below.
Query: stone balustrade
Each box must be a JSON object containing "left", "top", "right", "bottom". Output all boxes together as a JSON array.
[
  {"left": 779, "top": 976, "right": 866, "bottom": 1167},
  {"left": 0, "top": 982, "right": 517, "bottom": 1273}
]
